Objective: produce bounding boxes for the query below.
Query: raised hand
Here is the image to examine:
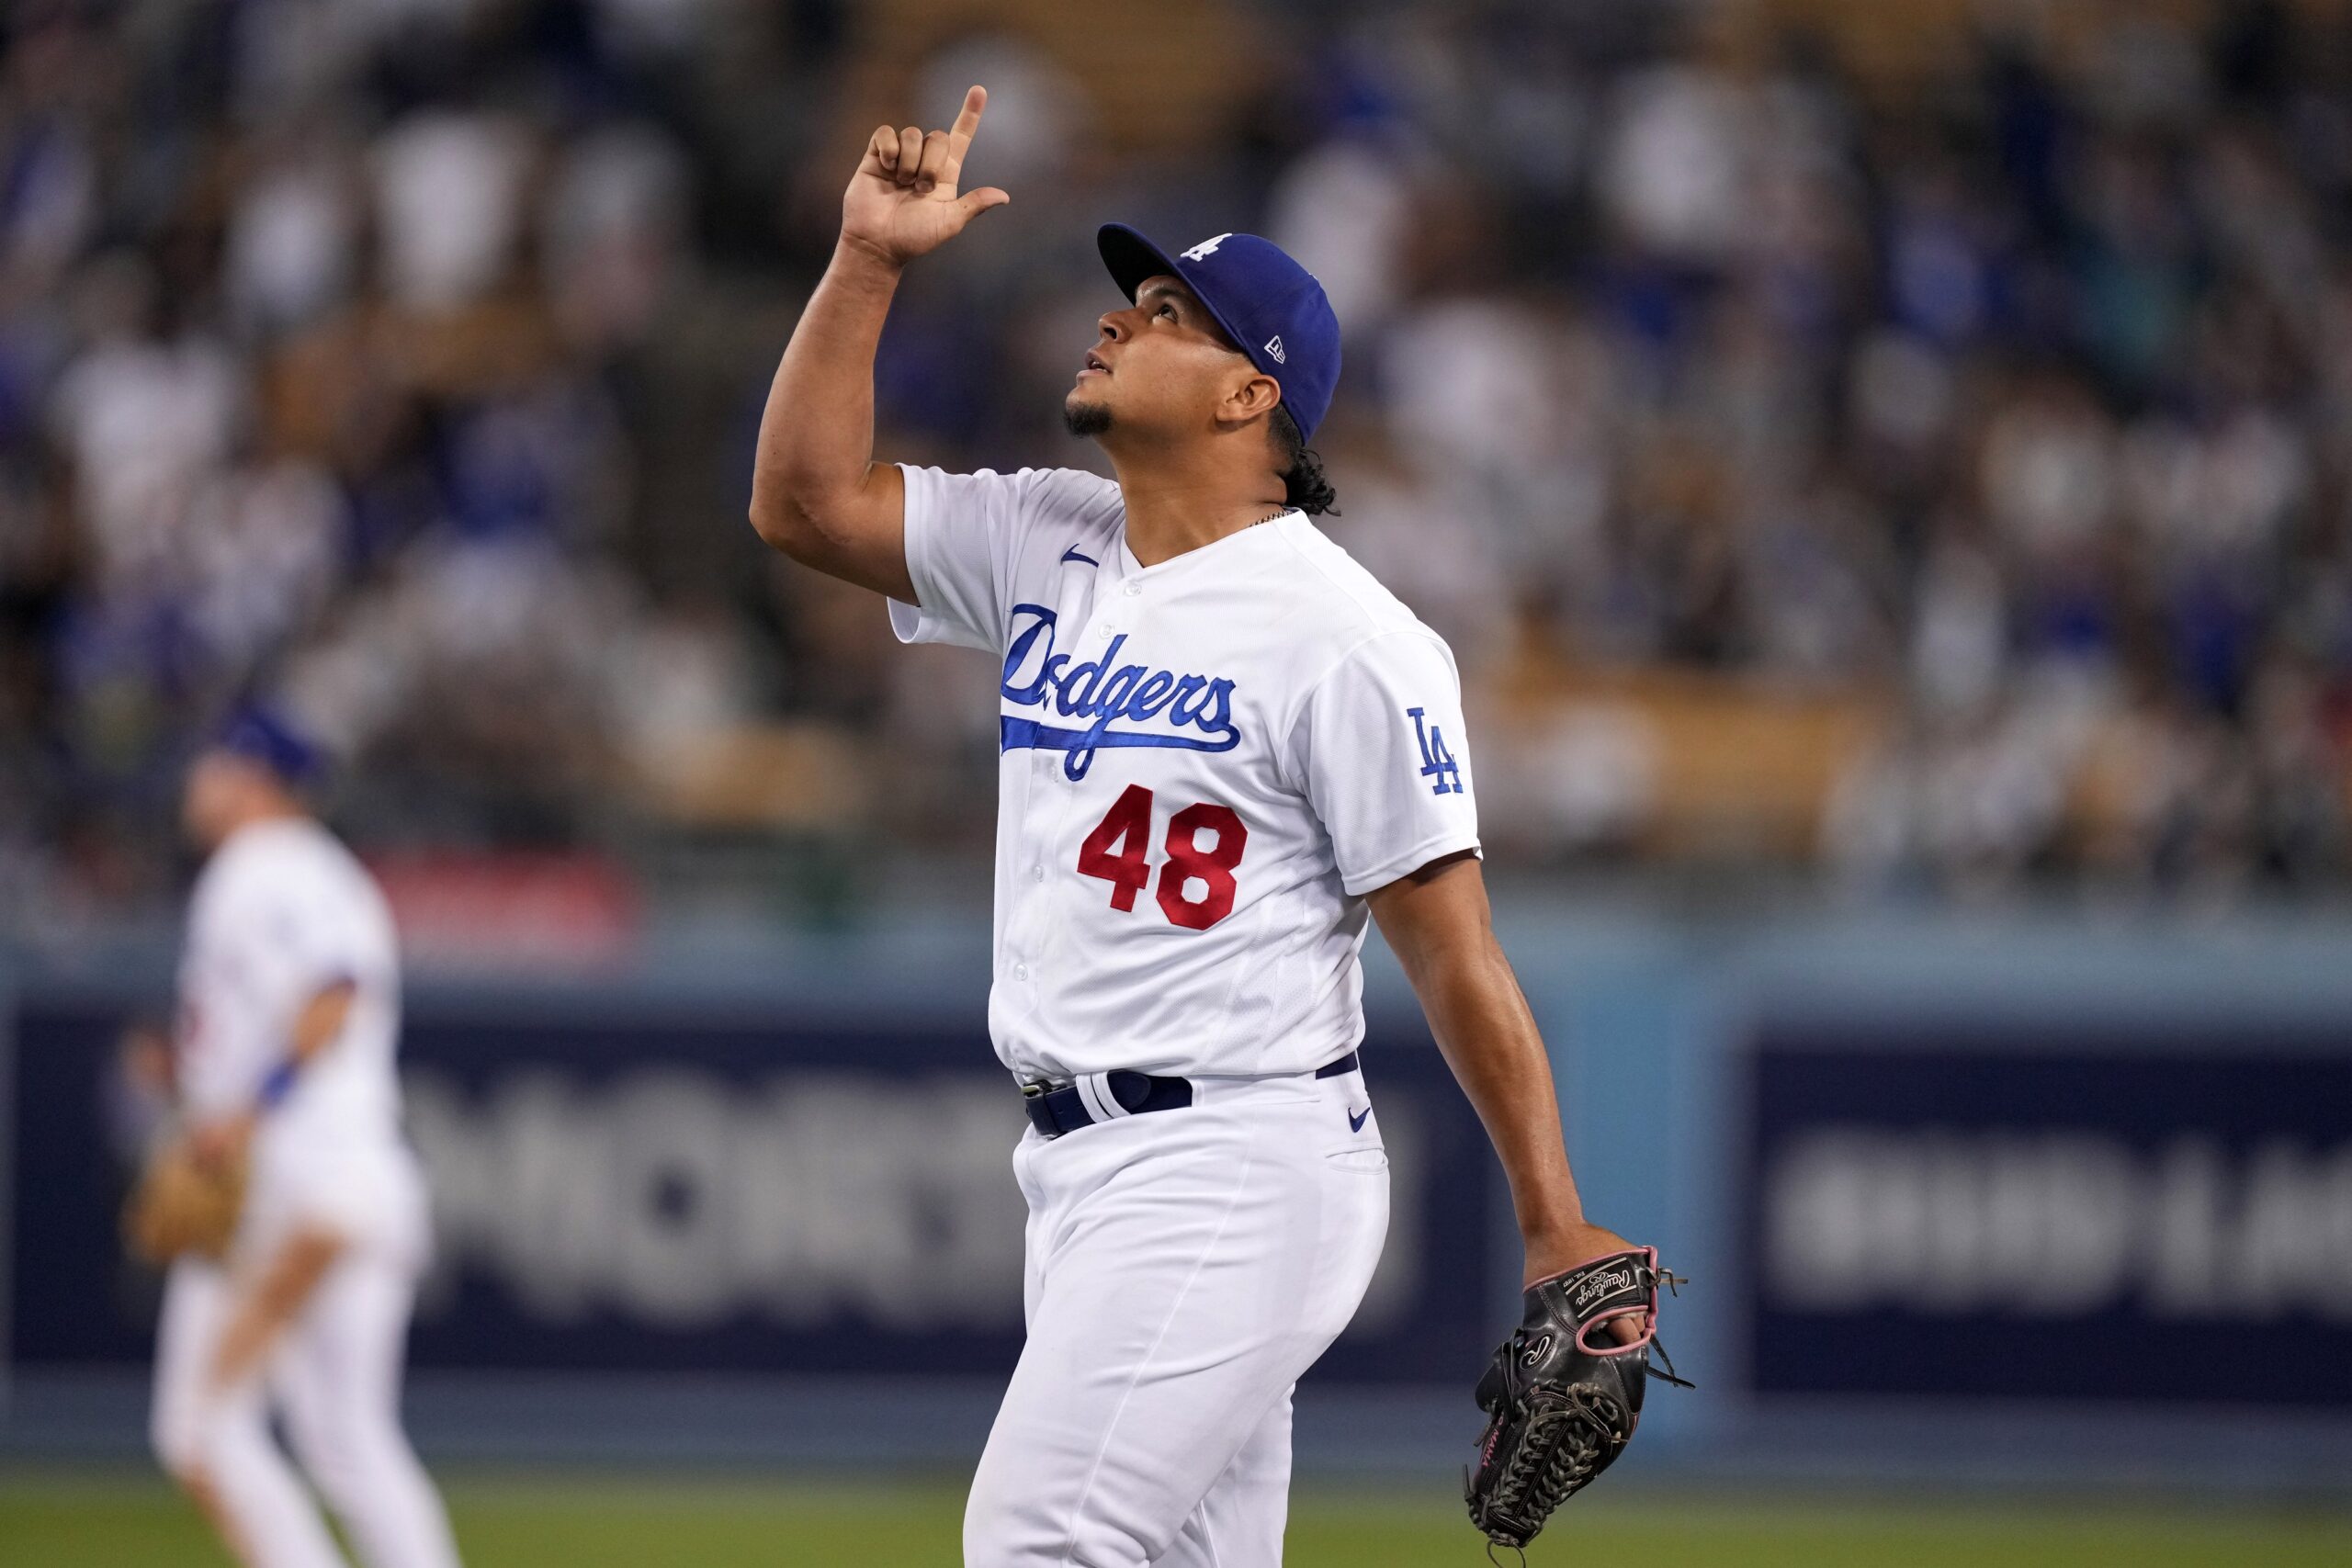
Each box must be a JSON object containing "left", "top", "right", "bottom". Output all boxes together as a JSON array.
[{"left": 842, "top": 85, "right": 1010, "bottom": 266}]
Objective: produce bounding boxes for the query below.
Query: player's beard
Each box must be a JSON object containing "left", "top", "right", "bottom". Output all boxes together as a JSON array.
[{"left": 1063, "top": 399, "right": 1113, "bottom": 438}]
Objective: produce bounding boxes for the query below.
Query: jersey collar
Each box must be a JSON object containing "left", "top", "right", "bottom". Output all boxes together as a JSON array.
[{"left": 1114, "top": 509, "right": 1304, "bottom": 581}]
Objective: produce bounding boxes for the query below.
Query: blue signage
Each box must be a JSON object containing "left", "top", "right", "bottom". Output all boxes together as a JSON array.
[
  {"left": 1741, "top": 1032, "right": 2352, "bottom": 1407},
  {"left": 10, "top": 994, "right": 1494, "bottom": 1385}
]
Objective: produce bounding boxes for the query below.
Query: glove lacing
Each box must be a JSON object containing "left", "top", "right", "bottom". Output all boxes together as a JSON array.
[{"left": 1471, "top": 1258, "right": 1697, "bottom": 1553}]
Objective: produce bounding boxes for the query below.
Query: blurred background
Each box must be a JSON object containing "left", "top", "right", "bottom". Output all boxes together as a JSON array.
[{"left": 4, "top": 0, "right": 2352, "bottom": 1562}]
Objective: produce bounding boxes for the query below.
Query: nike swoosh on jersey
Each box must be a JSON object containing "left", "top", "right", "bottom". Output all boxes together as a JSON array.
[
  {"left": 1060, "top": 545, "right": 1100, "bottom": 566},
  {"left": 1349, "top": 1106, "right": 1372, "bottom": 1133}
]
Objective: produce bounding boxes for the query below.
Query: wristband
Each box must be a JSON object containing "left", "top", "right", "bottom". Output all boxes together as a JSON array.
[{"left": 256, "top": 1059, "right": 300, "bottom": 1111}]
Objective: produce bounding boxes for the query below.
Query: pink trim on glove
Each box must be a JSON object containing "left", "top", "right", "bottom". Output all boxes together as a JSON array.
[{"left": 1526, "top": 1246, "right": 1664, "bottom": 1358}]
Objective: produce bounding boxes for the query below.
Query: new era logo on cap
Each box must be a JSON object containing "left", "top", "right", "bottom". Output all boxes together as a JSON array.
[{"left": 1097, "top": 224, "right": 1341, "bottom": 440}]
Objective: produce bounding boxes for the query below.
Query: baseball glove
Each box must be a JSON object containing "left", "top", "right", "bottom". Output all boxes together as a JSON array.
[
  {"left": 123, "top": 1134, "right": 248, "bottom": 1265},
  {"left": 1465, "top": 1246, "right": 1690, "bottom": 1552}
]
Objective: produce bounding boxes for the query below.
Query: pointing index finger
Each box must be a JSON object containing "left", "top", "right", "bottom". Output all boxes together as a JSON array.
[{"left": 945, "top": 85, "right": 989, "bottom": 163}]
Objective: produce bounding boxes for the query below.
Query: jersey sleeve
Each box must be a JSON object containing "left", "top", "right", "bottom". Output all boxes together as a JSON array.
[
  {"left": 277, "top": 880, "right": 378, "bottom": 995},
  {"left": 1295, "top": 631, "right": 1483, "bottom": 896},
  {"left": 230, "top": 862, "right": 379, "bottom": 1033},
  {"left": 888, "top": 464, "right": 1040, "bottom": 652}
]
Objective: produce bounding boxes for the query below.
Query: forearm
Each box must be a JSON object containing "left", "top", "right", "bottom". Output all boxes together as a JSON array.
[
  {"left": 748, "top": 240, "right": 899, "bottom": 549},
  {"left": 1413, "top": 936, "right": 1589, "bottom": 1247},
  {"left": 1370, "top": 857, "right": 1627, "bottom": 1283},
  {"left": 207, "top": 1227, "right": 342, "bottom": 1393},
  {"left": 245, "top": 980, "right": 353, "bottom": 1117},
  {"left": 746, "top": 85, "right": 1000, "bottom": 592}
]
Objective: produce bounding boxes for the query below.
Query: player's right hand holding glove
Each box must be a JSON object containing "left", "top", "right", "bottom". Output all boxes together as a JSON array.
[{"left": 1464, "top": 1246, "right": 1690, "bottom": 1552}]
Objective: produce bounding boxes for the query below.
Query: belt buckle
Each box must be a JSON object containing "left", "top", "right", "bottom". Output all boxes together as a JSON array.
[{"left": 1020, "top": 1078, "right": 1051, "bottom": 1100}]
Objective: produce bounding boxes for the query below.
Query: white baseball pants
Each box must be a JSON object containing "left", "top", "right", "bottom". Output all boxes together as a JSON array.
[
  {"left": 151, "top": 1252, "right": 459, "bottom": 1568},
  {"left": 965, "top": 1064, "right": 1390, "bottom": 1567}
]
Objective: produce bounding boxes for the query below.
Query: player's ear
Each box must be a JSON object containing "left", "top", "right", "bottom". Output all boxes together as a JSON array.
[{"left": 1218, "top": 370, "right": 1283, "bottom": 431}]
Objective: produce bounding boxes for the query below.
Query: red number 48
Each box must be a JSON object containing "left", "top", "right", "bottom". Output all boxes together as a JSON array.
[{"left": 1076, "top": 784, "right": 1249, "bottom": 930}]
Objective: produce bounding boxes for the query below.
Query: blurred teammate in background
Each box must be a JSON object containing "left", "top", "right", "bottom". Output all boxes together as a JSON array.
[
  {"left": 144, "top": 706, "right": 458, "bottom": 1568},
  {"left": 750, "top": 87, "right": 1649, "bottom": 1566}
]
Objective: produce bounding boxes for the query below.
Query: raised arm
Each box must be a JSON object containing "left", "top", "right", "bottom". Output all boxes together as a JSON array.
[
  {"left": 1366, "top": 852, "right": 1636, "bottom": 1292},
  {"left": 747, "top": 85, "right": 1010, "bottom": 599}
]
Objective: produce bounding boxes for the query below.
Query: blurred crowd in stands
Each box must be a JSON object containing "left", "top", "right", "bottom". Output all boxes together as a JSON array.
[{"left": 5, "top": 0, "right": 2352, "bottom": 934}]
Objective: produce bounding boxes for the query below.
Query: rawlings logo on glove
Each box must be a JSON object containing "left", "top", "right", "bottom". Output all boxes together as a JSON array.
[{"left": 1464, "top": 1246, "right": 1690, "bottom": 1551}]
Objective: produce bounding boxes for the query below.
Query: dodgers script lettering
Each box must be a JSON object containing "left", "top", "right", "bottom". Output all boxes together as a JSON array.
[{"left": 999, "top": 604, "right": 1242, "bottom": 779}]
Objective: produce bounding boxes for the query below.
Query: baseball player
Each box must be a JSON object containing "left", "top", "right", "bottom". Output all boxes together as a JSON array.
[
  {"left": 749, "top": 87, "right": 1647, "bottom": 1565},
  {"left": 145, "top": 705, "right": 460, "bottom": 1568}
]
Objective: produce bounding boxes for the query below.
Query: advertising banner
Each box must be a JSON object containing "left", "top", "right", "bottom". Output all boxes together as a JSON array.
[
  {"left": 9, "top": 993, "right": 1495, "bottom": 1385},
  {"left": 1743, "top": 1031, "right": 2352, "bottom": 1407}
]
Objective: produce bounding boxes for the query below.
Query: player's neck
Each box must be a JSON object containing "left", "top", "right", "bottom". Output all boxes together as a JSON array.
[
  {"left": 1109, "top": 456, "right": 1287, "bottom": 568},
  {"left": 206, "top": 797, "right": 311, "bottom": 853}
]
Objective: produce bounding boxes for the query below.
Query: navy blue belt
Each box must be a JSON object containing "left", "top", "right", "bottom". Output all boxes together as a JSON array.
[{"left": 1023, "top": 1051, "right": 1360, "bottom": 1139}]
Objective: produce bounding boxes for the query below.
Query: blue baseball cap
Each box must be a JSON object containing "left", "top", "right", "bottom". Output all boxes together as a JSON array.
[
  {"left": 209, "top": 702, "right": 326, "bottom": 786},
  {"left": 1096, "top": 225, "right": 1341, "bottom": 442}
]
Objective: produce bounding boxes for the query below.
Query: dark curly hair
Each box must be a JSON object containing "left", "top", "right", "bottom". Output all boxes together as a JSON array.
[{"left": 1272, "top": 406, "right": 1339, "bottom": 516}]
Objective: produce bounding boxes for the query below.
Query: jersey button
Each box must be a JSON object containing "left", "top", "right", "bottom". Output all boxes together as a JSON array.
[
  {"left": 1123, "top": 581, "right": 1142, "bottom": 597},
  {"left": 1031, "top": 864, "right": 1046, "bottom": 882},
  {"left": 1012, "top": 963, "right": 1030, "bottom": 981}
]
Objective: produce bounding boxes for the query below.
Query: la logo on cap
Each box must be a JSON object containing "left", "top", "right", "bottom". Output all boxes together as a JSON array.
[{"left": 1181, "top": 233, "right": 1232, "bottom": 262}]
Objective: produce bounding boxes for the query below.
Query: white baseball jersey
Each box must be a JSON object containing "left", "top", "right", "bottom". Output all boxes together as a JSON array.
[
  {"left": 889, "top": 463, "right": 1480, "bottom": 1082},
  {"left": 176, "top": 817, "right": 423, "bottom": 1251},
  {"left": 160, "top": 819, "right": 452, "bottom": 1568}
]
